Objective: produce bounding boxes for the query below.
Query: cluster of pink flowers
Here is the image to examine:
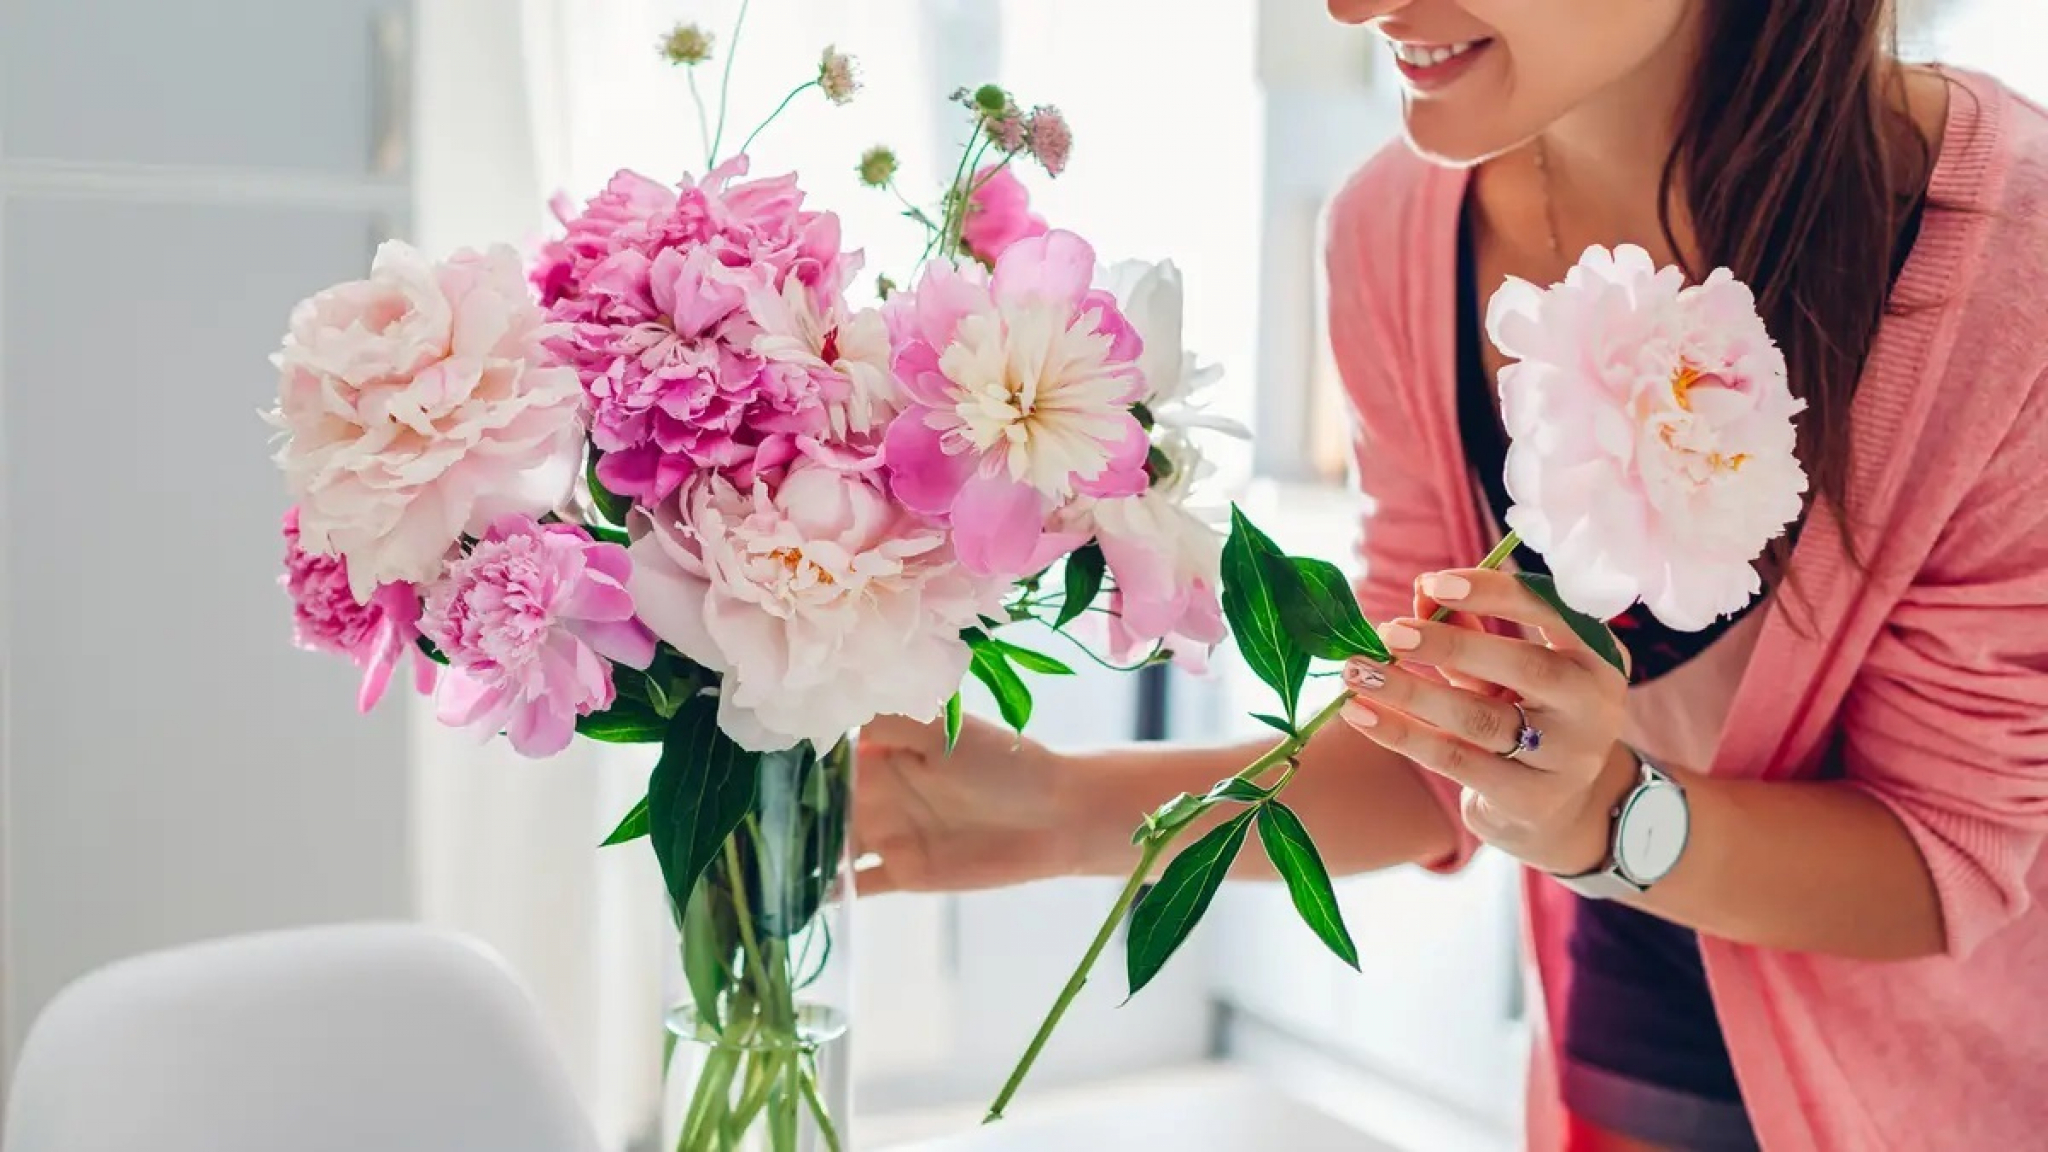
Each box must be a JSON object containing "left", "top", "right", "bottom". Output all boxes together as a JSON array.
[{"left": 275, "top": 84, "right": 1239, "bottom": 757}]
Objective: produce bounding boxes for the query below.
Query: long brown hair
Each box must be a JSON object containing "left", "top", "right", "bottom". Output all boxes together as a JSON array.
[{"left": 1659, "top": 0, "right": 1933, "bottom": 569}]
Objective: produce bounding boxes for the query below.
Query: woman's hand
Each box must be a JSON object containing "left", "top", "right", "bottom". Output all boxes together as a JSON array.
[
  {"left": 852, "top": 712, "right": 1077, "bottom": 895},
  {"left": 1338, "top": 567, "right": 1639, "bottom": 876}
]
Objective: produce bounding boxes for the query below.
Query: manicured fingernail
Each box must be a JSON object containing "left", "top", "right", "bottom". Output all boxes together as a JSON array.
[
  {"left": 1342, "top": 701, "right": 1379, "bottom": 728},
  {"left": 1419, "top": 573, "right": 1470, "bottom": 602},
  {"left": 1344, "top": 659, "right": 1387, "bottom": 690},
  {"left": 1381, "top": 621, "right": 1422, "bottom": 651}
]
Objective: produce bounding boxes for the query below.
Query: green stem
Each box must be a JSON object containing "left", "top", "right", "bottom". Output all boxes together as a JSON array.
[
  {"left": 737, "top": 81, "right": 817, "bottom": 159},
  {"left": 687, "top": 70, "right": 714, "bottom": 173},
  {"left": 984, "top": 838, "right": 1165, "bottom": 1123},
  {"left": 987, "top": 530, "right": 1522, "bottom": 1120},
  {"left": 799, "top": 1056, "right": 844, "bottom": 1152},
  {"left": 707, "top": 0, "right": 752, "bottom": 164}
]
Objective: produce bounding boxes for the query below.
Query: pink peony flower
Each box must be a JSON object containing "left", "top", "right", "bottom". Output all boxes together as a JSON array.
[
  {"left": 1487, "top": 244, "right": 1808, "bottom": 631},
  {"left": 746, "top": 268, "right": 898, "bottom": 443},
  {"left": 882, "top": 230, "right": 1149, "bottom": 579},
  {"left": 959, "top": 165, "right": 1048, "bottom": 267},
  {"left": 1085, "top": 481, "right": 1228, "bottom": 672},
  {"left": 628, "top": 458, "right": 1003, "bottom": 752},
  {"left": 281, "top": 507, "right": 437, "bottom": 712},
  {"left": 536, "top": 160, "right": 851, "bottom": 505},
  {"left": 421, "top": 517, "right": 658, "bottom": 758},
  {"left": 269, "top": 241, "right": 586, "bottom": 600}
]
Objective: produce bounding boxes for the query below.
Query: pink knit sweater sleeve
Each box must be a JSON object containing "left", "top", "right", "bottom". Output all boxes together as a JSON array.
[
  {"left": 1843, "top": 368, "right": 2048, "bottom": 959},
  {"left": 1326, "top": 160, "right": 1483, "bottom": 873}
]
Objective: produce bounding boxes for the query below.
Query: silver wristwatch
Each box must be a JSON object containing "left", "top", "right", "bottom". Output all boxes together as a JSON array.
[{"left": 1556, "top": 752, "right": 1690, "bottom": 900}]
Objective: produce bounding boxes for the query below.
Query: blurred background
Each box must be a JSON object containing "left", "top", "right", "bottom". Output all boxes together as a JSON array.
[{"left": 1, "top": 1, "right": 2040, "bottom": 1148}]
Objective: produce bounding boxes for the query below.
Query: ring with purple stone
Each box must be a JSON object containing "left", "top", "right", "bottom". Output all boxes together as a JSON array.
[{"left": 1500, "top": 701, "right": 1543, "bottom": 762}]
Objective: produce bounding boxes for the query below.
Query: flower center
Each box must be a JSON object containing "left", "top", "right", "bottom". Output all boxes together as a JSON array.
[
  {"left": 767, "top": 545, "right": 835, "bottom": 586},
  {"left": 1671, "top": 362, "right": 1703, "bottom": 411},
  {"left": 819, "top": 326, "right": 841, "bottom": 366}
]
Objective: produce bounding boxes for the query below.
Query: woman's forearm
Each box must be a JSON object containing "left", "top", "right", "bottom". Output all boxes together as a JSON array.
[
  {"left": 1057, "top": 715, "right": 1459, "bottom": 879},
  {"left": 1626, "top": 766, "right": 1946, "bottom": 960}
]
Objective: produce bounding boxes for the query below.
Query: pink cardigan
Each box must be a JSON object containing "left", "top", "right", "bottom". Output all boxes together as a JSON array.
[{"left": 1329, "top": 70, "right": 2048, "bottom": 1150}]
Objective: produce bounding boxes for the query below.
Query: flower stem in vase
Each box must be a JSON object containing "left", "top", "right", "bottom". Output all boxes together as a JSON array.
[{"left": 987, "top": 532, "right": 1523, "bottom": 1121}]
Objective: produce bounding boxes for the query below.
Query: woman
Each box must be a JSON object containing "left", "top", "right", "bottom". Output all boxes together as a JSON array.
[{"left": 858, "top": 2, "right": 2048, "bottom": 1148}]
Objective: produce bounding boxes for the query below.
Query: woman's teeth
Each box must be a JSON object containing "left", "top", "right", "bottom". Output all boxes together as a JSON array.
[{"left": 1389, "top": 40, "right": 1481, "bottom": 68}]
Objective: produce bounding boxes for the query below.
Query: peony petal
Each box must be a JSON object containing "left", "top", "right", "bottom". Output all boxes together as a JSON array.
[
  {"left": 1073, "top": 416, "right": 1151, "bottom": 498},
  {"left": 993, "top": 230, "right": 1096, "bottom": 313},
  {"left": 507, "top": 699, "right": 576, "bottom": 758},
  {"left": 882, "top": 411, "right": 974, "bottom": 514},
  {"left": 577, "top": 617, "right": 658, "bottom": 670},
  {"left": 625, "top": 536, "right": 726, "bottom": 670},
  {"left": 437, "top": 670, "right": 507, "bottom": 730},
  {"left": 951, "top": 475, "right": 1047, "bottom": 577}
]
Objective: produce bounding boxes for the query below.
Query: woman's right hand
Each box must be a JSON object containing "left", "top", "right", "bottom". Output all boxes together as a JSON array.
[{"left": 853, "top": 711, "right": 1082, "bottom": 895}]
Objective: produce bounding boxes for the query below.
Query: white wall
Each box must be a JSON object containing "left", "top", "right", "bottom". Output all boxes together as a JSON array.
[{"left": 0, "top": 0, "right": 421, "bottom": 1081}]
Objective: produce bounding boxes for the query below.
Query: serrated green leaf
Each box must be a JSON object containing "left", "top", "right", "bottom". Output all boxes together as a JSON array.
[
  {"left": 1056, "top": 544, "right": 1107, "bottom": 628},
  {"left": 1126, "top": 810, "right": 1255, "bottom": 996},
  {"left": 968, "top": 642, "right": 1033, "bottom": 732},
  {"left": 1278, "top": 557, "right": 1391, "bottom": 662},
  {"left": 599, "top": 797, "right": 650, "bottom": 846},
  {"left": 994, "top": 640, "right": 1075, "bottom": 676},
  {"left": 944, "top": 692, "right": 964, "bottom": 754},
  {"left": 1205, "top": 777, "right": 1271, "bottom": 804},
  {"left": 1248, "top": 712, "right": 1295, "bottom": 737},
  {"left": 647, "top": 696, "right": 759, "bottom": 920},
  {"left": 1516, "top": 573, "right": 1629, "bottom": 677},
  {"left": 1257, "top": 802, "right": 1359, "bottom": 970},
  {"left": 1221, "top": 507, "right": 1311, "bottom": 724},
  {"left": 587, "top": 455, "right": 632, "bottom": 526}
]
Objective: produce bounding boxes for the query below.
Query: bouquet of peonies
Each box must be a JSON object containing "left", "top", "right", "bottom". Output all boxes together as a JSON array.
[
  {"left": 269, "top": 17, "right": 1240, "bottom": 1152},
  {"left": 268, "top": 8, "right": 1807, "bottom": 1145}
]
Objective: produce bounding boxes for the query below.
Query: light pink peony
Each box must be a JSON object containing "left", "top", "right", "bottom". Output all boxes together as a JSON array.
[
  {"left": 281, "top": 507, "right": 437, "bottom": 712},
  {"left": 270, "top": 241, "right": 586, "bottom": 600},
  {"left": 959, "top": 165, "right": 1048, "bottom": 267},
  {"left": 881, "top": 230, "right": 1149, "bottom": 579},
  {"left": 421, "top": 517, "right": 657, "bottom": 758},
  {"left": 627, "top": 457, "right": 1004, "bottom": 752},
  {"left": 1487, "top": 244, "right": 1808, "bottom": 631},
  {"left": 536, "top": 159, "right": 851, "bottom": 504},
  {"left": 747, "top": 268, "right": 898, "bottom": 444},
  {"left": 1086, "top": 481, "right": 1228, "bottom": 672}
]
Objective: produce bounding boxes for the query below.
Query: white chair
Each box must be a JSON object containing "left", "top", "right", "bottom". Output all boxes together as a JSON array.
[{"left": 4, "top": 923, "right": 603, "bottom": 1152}]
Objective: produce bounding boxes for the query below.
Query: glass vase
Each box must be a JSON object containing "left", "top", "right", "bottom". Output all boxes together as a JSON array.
[{"left": 663, "top": 734, "right": 854, "bottom": 1152}]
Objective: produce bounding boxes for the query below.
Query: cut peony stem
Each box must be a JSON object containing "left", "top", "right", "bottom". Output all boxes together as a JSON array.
[{"left": 987, "top": 531, "right": 1522, "bottom": 1121}]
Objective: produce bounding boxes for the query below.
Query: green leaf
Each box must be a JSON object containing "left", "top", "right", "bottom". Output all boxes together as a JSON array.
[
  {"left": 1126, "top": 809, "right": 1255, "bottom": 996},
  {"left": 1277, "top": 558, "right": 1391, "bottom": 662},
  {"left": 1248, "top": 712, "right": 1295, "bottom": 738},
  {"left": 1131, "top": 791, "right": 1205, "bottom": 845},
  {"left": 647, "top": 696, "right": 760, "bottom": 920},
  {"left": 1516, "top": 573, "right": 1629, "bottom": 677},
  {"left": 679, "top": 881, "right": 732, "bottom": 1033},
  {"left": 575, "top": 699, "right": 668, "bottom": 744},
  {"left": 587, "top": 455, "right": 632, "bottom": 526},
  {"left": 1056, "top": 544, "right": 1107, "bottom": 628},
  {"left": 1220, "top": 506, "right": 1311, "bottom": 723},
  {"left": 944, "top": 692, "right": 964, "bottom": 754},
  {"left": 967, "top": 640, "right": 1033, "bottom": 733},
  {"left": 599, "top": 797, "right": 650, "bottom": 846},
  {"left": 416, "top": 635, "right": 450, "bottom": 665},
  {"left": 993, "top": 640, "right": 1075, "bottom": 676},
  {"left": 1205, "top": 777, "right": 1271, "bottom": 805},
  {"left": 1258, "top": 802, "right": 1359, "bottom": 969},
  {"left": 643, "top": 673, "right": 678, "bottom": 720},
  {"left": 585, "top": 523, "right": 630, "bottom": 548}
]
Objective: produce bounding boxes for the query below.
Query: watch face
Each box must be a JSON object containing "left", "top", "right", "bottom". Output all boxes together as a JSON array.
[{"left": 1616, "top": 782, "right": 1689, "bottom": 884}]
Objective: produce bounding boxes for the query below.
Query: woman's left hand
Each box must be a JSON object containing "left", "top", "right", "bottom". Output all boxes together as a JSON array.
[{"left": 1340, "top": 567, "right": 1640, "bottom": 876}]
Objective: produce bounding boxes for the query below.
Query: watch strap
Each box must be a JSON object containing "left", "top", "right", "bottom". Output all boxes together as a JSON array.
[{"left": 1555, "top": 754, "right": 1672, "bottom": 901}]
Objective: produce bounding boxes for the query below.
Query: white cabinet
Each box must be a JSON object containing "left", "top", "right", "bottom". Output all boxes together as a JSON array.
[{"left": 2, "top": 0, "right": 409, "bottom": 177}]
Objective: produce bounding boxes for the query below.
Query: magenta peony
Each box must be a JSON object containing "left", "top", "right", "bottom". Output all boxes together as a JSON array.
[
  {"left": 627, "top": 457, "right": 1003, "bottom": 752},
  {"left": 281, "top": 507, "right": 437, "bottom": 712},
  {"left": 959, "top": 165, "right": 1048, "bottom": 266},
  {"left": 421, "top": 517, "right": 658, "bottom": 758},
  {"left": 269, "top": 241, "right": 586, "bottom": 600},
  {"left": 1487, "top": 244, "right": 1808, "bottom": 631},
  {"left": 881, "top": 230, "right": 1149, "bottom": 578},
  {"left": 536, "top": 159, "right": 851, "bottom": 504}
]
